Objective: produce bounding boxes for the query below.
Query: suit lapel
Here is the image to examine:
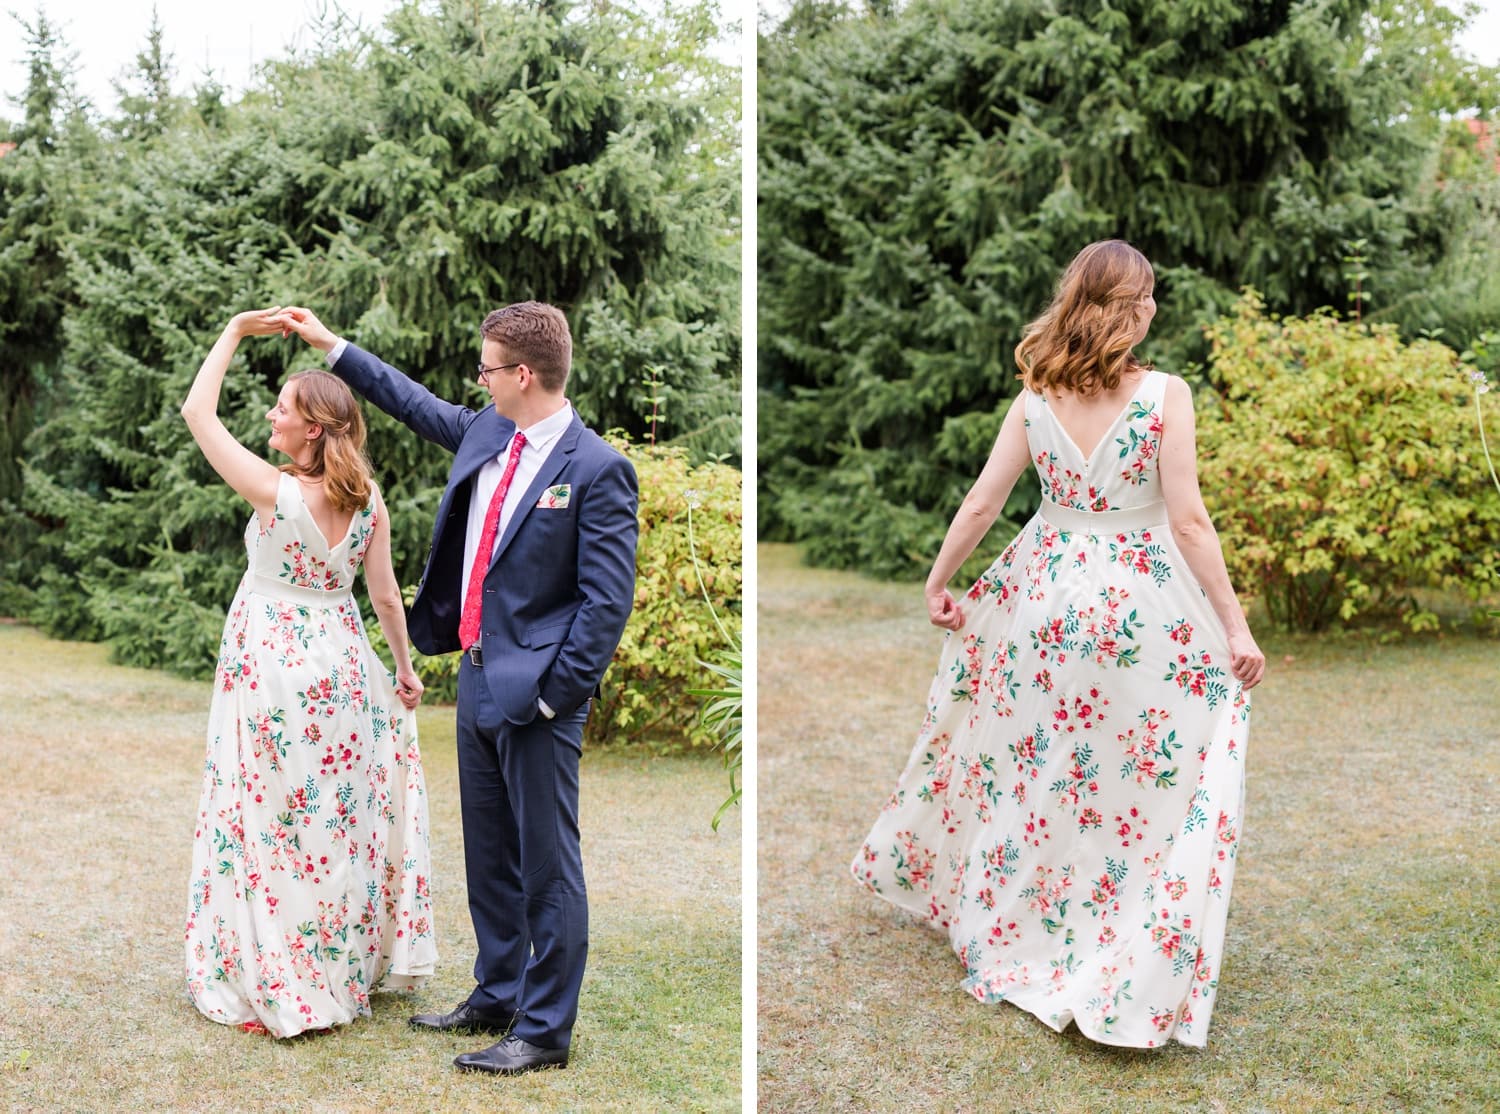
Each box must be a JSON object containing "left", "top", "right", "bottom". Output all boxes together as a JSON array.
[
  {"left": 489, "top": 413, "right": 584, "bottom": 568},
  {"left": 453, "top": 408, "right": 515, "bottom": 486},
  {"left": 424, "top": 409, "right": 510, "bottom": 559}
]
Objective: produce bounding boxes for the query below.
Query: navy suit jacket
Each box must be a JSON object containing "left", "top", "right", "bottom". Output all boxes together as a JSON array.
[{"left": 332, "top": 343, "right": 639, "bottom": 725}]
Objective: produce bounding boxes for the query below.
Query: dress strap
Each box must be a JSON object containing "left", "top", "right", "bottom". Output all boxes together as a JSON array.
[
  {"left": 1145, "top": 368, "right": 1169, "bottom": 404},
  {"left": 1022, "top": 390, "right": 1045, "bottom": 455}
]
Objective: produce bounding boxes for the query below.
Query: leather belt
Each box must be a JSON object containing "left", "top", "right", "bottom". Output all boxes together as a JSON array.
[{"left": 466, "top": 644, "right": 483, "bottom": 667}]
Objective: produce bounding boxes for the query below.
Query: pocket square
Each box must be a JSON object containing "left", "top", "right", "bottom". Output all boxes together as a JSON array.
[{"left": 538, "top": 484, "right": 571, "bottom": 509}]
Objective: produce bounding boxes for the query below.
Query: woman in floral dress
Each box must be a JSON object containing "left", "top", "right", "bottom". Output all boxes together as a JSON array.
[
  {"left": 852, "top": 241, "right": 1266, "bottom": 1048},
  {"left": 180, "top": 308, "right": 437, "bottom": 1037}
]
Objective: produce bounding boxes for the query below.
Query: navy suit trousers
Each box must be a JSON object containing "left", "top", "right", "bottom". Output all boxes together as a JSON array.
[{"left": 455, "top": 654, "right": 588, "bottom": 1049}]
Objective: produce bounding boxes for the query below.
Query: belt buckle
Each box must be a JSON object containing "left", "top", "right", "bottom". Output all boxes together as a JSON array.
[{"left": 467, "top": 645, "right": 483, "bottom": 667}]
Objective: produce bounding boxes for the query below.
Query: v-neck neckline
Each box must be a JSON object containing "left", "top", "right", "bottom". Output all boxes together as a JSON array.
[
  {"left": 292, "top": 476, "right": 356, "bottom": 554},
  {"left": 1044, "top": 373, "right": 1152, "bottom": 466}
]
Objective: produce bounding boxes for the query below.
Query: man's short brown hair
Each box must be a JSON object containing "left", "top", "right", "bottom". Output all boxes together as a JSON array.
[{"left": 481, "top": 301, "right": 572, "bottom": 392}]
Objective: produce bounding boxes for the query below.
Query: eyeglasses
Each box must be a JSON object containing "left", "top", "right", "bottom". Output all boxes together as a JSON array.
[{"left": 476, "top": 362, "right": 522, "bottom": 381}]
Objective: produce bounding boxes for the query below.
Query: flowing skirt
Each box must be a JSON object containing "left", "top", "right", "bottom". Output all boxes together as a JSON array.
[
  {"left": 854, "top": 511, "right": 1250, "bottom": 1048},
  {"left": 185, "top": 579, "right": 436, "bottom": 1036}
]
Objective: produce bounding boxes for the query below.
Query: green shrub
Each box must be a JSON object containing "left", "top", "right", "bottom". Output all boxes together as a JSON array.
[
  {"left": 3, "top": 0, "right": 739, "bottom": 641},
  {"left": 367, "top": 438, "right": 742, "bottom": 752},
  {"left": 594, "top": 440, "right": 741, "bottom": 751},
  {"left": 758, "top": 0, "right": 1500, "bottom": 578},
  {"left": 1198, "top": 292, "right": 1500, "bottom": 632},
  {"left": 691, "top": 642, "right": 742, "bottom": 830}
]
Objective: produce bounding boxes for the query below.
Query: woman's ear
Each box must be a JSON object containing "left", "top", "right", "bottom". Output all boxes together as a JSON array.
[{"left": 306, "top": 423, "right": 324, "bottom": 441}]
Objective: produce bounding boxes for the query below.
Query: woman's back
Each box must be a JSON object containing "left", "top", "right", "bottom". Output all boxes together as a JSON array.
[
  {"left": 248, "top": 474, "right": 376, "bottom": 593},
  {"left": 293, "top": 474, "right": 360, "bottom": 556},
  {"left": 1025, "top": 370, "right": 1167, "bottom": 514},
  {"left": 1038, "top": 370, "right": 1152, "bottom": 462}
]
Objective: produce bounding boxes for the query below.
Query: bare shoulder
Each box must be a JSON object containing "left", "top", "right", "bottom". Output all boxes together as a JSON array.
[{"left": 1158, "top": 371, "right": 1193, "bottom": 407}]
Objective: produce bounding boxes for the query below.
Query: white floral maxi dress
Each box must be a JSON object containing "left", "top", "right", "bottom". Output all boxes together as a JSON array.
[
  {"left": 852, "top": 371, "right": 1250, "bottom": 1049},
  {"left": 185, "top": 474, "right": 437, "bottom": 1037}
]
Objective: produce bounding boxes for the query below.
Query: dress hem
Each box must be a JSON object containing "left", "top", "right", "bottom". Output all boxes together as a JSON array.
[{"left": 853, "top": 874, "right": 1214, "bottom": 1051}]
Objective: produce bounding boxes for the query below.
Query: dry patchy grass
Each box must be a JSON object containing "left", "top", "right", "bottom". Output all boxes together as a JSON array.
[
  {"left": 757, "top": 544, "right": 1499, "bottom": 1113},
  {"left": 0, "top": 623, "right": 739, "bottom": 1112}
]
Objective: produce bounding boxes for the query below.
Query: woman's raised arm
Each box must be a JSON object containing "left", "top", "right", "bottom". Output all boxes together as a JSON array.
[{"left": 180, "top": 308, "right": 287, "bottom": 520}]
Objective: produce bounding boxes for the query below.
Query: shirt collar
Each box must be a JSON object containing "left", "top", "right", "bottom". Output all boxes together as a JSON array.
[{"left": 511, "top": 402, "right": 573, "bottom": 454}]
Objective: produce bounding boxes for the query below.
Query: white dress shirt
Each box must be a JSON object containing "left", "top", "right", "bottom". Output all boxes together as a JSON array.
[
  {"left": 459, "top": 401, "right": 573, "bottom": 605},
  {"left": 461, "top": 405, "right": 572, "bottom": 719}
]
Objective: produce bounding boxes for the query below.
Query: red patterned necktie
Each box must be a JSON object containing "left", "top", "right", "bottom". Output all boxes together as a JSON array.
[{"left": 458, "top": 431, "right": 527, "bottom": 651}]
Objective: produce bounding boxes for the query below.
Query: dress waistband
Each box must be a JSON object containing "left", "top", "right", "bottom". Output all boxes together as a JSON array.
[
  {"left": 248, "top": 573, "right": 354, "bottom": 608},
  {"left": 1038, "top": 500, "right": 1168, "bottom": 535}
]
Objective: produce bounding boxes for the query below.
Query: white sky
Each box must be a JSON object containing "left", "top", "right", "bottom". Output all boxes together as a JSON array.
[
  {"left": 1460, "top": 0, "right": 1500, "bottom": 65},
  {"left": 0, "top": 0, "right": 745, "bottom": 122},
  {"left": 1, "top": 0, "right": 400, "bottom": 117},
  {"left": 751, "top": 0, "right": 1500, "bottom": 64},
  {"left": 0, "top": 1, "right": 1494, "bottom": 123}
]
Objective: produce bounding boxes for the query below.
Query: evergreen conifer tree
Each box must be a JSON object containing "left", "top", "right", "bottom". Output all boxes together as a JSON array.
[
  {"left": 9, "top": 9, "right": 67, "bottom": 148},
  {"left": 0, "top": 11, "right": 95, "bottom": 519},
  {"left": 110, "top": 7, "right": 182, "bottom": 142},
  {"left": 7, "top": 0, "right": 740, "bottom": 674},
  {"left": 759, "top": 0, "right": 1500, "bottom": 576}
]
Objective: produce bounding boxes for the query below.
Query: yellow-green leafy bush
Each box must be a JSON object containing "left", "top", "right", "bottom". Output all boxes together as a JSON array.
[
  {"left": 596, "top": 440, "right": 741, "bottom": 751},
  {"left": 369, "top": 439, "right": 741, "bottom": 751},
  {"left": 1197, "top": 293, "right": 1500, "bottom": 631}
]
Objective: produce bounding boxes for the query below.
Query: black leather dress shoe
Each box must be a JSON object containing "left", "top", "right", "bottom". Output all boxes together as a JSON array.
[
  {"left": 453, "top": 1034, "right": 569, "bottom": 1074},
  {"left": 409, "top": 1001, "right": 519, "bottom": 1035}
]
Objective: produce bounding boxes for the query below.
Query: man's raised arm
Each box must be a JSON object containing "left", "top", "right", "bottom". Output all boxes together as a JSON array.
[{"left": 273, "top": 306, "right": 473, "bottom": 453}]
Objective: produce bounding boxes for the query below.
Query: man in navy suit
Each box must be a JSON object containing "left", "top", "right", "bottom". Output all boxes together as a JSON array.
[{"left": 275, "top": 302, "right": 638, "bottom": 1074}]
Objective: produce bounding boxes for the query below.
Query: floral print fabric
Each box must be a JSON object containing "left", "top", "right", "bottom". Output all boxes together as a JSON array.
[
  {"left": 853, "top": 372, "right": 1250, "bottom": 1048},
  {"left": 185, "top": 474, "right": 436, "bottom": 1037}
]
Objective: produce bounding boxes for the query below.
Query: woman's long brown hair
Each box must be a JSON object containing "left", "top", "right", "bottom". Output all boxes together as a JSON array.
[
  {"left": 280, "top": 369, "right": 372, "bottom": 513},
  {"left": 1015, "top": 240, "right": 1155, "bottom": 396}
]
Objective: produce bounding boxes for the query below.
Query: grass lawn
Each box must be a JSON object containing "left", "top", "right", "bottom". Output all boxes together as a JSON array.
[
  {"left": 0, "top": 622, "right": 740, "bottom": 1112},
  {"left": 757, "top": 543, "right": 1499, "bottom": 1114}
]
